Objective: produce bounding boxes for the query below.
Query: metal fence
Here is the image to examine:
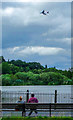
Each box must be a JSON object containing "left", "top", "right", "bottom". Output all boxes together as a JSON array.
[
  {"left": 1, "top": 90, "right": 72, "bottom": 103},
  {"left": 2, "top": 91, "right": 26, "bottom": 103}
]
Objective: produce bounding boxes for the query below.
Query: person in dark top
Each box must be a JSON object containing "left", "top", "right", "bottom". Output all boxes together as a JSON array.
[{"left": 28, "top": 93, "right": 38, "bottom": 116}]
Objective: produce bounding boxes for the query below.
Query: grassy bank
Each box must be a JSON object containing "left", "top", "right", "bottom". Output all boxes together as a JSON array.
[{"left": 1, "top": 116, "right": 73, "bottom": 120}]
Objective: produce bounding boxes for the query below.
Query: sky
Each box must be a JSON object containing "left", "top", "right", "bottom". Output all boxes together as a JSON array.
[{"left": 1, "top": 2, "right": 71, "bottom": 70}]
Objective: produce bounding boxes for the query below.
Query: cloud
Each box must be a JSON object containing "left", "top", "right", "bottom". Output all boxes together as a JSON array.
[
  {"left": 2, "top": 6, "right": 42, "bottom": 26},
  {"left": 2, "top": 7, "right": 14, "bottom": 16},
  {"left": 2, "top": 2, "right": 71, "bottom": 70},
  {"left": 2, "top": 2, "right": 71, "bottom": 27},
  {"left": 46, "top": 37, "right": 71, "bottom": 45},
  {"left": 2, "top": 0, "right": 72, "bottom": 2},
  {"left": 4, "top": 46, "right": 65, "bottom": 56},
  {"left": 2, "top": 46, "right": 71, "bottom": 69},
  {"left": 7, "top": 46, "right": 20, "bottom": 53},
  {"left": 62, "top": 38, "right": 71, "bottom": 44},
  {"left": 42, "top": 20, "right": 71, "bottom": 38},
  {"left": 19, "top": 46, "right": 65, "bottom": 55}
]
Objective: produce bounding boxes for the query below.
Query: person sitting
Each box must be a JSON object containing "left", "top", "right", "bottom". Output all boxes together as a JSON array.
[
  {"left": 28, "top": 93, "right": 38, "bottom": 116},
  {"left": 16, "top": 96, "right": 25, "bottom": 116},
  {"left": 17, "top": 96, "right": 25, "bottom": 103}
]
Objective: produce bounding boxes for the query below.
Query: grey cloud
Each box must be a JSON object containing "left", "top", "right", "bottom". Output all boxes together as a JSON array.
[
  {"left": 2, "top": 2, "right": 71, "bottom": 26},
  {"left": 2, "top": 2, "right": 71, "bottom": 70},
  {"left": 2, "top": 46, "right": 70, "bottom": 70}
]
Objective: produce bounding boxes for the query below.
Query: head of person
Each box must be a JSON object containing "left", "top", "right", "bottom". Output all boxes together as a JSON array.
[
  {"left": 19, "top": 96, "right": 22, "bottom": 100},
  {"left": 31, "top": 93, "right": 34, "bottom": 97}
]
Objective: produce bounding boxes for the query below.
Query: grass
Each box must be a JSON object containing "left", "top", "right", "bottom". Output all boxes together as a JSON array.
[{"left": 1, "top": 116, "right": 73, "bottom": 120}]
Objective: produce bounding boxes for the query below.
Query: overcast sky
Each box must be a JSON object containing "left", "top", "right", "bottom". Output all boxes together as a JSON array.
[{"left": 1, "top": 2, "right": 71, "bottom": 70}]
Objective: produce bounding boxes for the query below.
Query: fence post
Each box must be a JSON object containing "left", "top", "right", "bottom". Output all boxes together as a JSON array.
[
  {"left": 49, "top": 103, "right": 51, "bottom": 117},
  {"left": 55, "top": 90, "right": 57, "bottom": 103},
  {"left": 26, "top": 90, "right": 29, "bottom": 103}
]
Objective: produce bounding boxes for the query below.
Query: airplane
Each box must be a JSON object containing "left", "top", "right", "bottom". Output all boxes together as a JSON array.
[{"left": 40, "top": 10, "right": 49, "bottom": 15}]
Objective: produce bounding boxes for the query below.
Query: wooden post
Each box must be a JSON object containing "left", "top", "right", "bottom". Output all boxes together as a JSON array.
[
  {"left": 26, "top": 90, "right": 29, "bottom": 103},
  {"left": 55, "top": 90, "right": 57, "bottom": 103},
  {"left": 49, "top": 103, "right": 51, "bottom": 117}
]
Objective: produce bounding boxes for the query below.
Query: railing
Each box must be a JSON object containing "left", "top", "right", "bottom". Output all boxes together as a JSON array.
[
  {"left": 1, "top": 90, "right": 73, "bottom": 103},
  {"left": 1, "top": 103, "right": 73, "bottom": 117}
]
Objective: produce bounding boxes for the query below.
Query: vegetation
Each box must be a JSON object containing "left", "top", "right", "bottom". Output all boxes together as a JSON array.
[
  {"left": 0, "top": 56, "right": 73, "bottom": 86},
  {"left": 1, "top": 116, "right": 73, "bottom": 120}
]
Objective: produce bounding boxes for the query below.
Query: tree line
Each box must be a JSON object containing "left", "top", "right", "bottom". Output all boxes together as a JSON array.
[{"left": 0, "top": 56, "right": 73, "bottom": 86}]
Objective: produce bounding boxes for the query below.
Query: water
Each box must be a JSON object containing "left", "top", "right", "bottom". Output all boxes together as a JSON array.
[
  {"left": 2, "top": 85, "right": 73, "bottom": 103},
  {"left": 2, "top": 85, "right": 71, "bottom": 93}
]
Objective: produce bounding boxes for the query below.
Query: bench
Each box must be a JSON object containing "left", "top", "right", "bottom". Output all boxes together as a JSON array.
[{"left": 1, "top": 103, "right": 73, "bottom": 117}]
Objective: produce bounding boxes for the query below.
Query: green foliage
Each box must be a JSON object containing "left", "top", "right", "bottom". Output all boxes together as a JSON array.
[
  {"left": 1, "top": 116, "right": 73, "bottom": 120},
  {"left": 0, "top": 63, "right": 2, "bottom": 74},
  {"left": 9, "top": 64, "right": 21, "bottom": 74},
  {"left": 27, "top": 62, "right": 44, "bottom": 70},
  {"left": 2, "top": 74, "right": 12, "bottom": 85},
  {"left": 1, "top": 57, "right": 73, "bottom": 86},
  {"left": 40, "top": 72, "right": 72, "bottom": 85},
  {"left": 15, "top": 72, "right": 29, "bottom": 83},
  {"left": 0, "top": 75, "right": 2, "bottom": 85},
  {"left": 13, "top": 79, "right": 24, "bottom": 85},
  {"left": 0, "top": 56, "right": 5, "bottom": 63},
  {"left": 2, "top": 62, "right": 11, "bottom": 74},
  {"left": 2, "top": 71, "right": 72, "bottom": 86}
]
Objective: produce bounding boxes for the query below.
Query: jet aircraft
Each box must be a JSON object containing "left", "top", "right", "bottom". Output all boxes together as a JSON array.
[{"left": 40, "top": 10, "right": 49, "bottom": 15}]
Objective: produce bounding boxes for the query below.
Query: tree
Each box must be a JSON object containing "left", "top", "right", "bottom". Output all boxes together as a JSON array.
[
  {"left": 40, "top": 72, "right": 50, "bottom": 85},
  {"left": 13, "top": 79, "right": 24, "bottom": 85},
  {"left": 2, "top": 62, "right": 11, "bottom": 74},
  {"left": 15, "top": 72, "right": 29, "bottom": 83},
  {"left": 9, "top": 64, "right": 21, "bottom": 74},
  {"left": 2, "top": 74, "right": 12, "bottom": 86},
  {"left": 27, "top": 62, "right": 44, "bottom": 70},
  {"left": 0, "top": 56, "right": 5, "bottom": 63}
]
